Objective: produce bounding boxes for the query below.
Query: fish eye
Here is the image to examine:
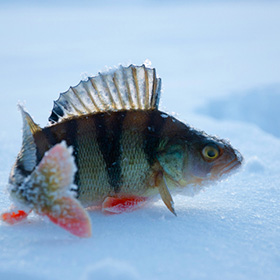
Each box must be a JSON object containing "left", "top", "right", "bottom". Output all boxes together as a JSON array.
[{"left": 202, "top": 144, "right": 220, "bottom": 161}]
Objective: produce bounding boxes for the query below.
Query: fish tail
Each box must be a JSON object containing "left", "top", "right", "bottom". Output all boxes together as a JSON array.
[
  {"left": 7, "top": 142, "right": 92, "bottom": 237},
  {"left": 9, "top": 106, "right": 40, "bottom": 188},
  {"left": 34, "top": 142, "right": 92, "bottom": 237}
]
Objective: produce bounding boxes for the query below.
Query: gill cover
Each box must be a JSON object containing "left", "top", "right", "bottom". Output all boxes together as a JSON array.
[{"left": 157, "top": 144, "right": 185, "bottom": 182}]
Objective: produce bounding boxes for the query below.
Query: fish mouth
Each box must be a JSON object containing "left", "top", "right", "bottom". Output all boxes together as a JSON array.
[
  {"left": 209, "top": 148, "right": 243, "bottom": 181},
  {"left": 217, "top": 148, "right": 243, "bottom": 177},
  {"left": 219, "top": 157, "right": 242, "bottom": 177}
]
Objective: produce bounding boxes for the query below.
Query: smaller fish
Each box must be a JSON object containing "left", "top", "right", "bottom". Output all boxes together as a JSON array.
[{"left": 1, "top": 64, "right": 243, "bottom": 237}]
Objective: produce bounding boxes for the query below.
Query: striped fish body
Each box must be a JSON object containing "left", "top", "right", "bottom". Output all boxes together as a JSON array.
[
  {"left": 34, "top": 109, "right": 187, "bottom": 206},
  {"left": 3, "top": 64, "right": 242, "bottom": 237}
]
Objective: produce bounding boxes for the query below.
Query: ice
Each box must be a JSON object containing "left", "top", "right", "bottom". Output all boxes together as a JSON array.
[{"left": 1, "top": 1, "right": 280, "bottom": 280}]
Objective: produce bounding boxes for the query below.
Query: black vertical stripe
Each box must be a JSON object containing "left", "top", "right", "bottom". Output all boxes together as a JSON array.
[
  {"left": 34, "top": 128, "right": 58, "bottom": 165},
  {"left": 144, "top": 110, "right": 167, "bottom": 166},
  {"left": 35, "top": 136, "right": 47, "bottom": 165},
  {"left": 64, "top": 119, "right": 80, "bottom": 197},
  {"left": 95, "top": 111, "right": 126, "bottom": 193},
  {"left": 42, "top": 127, "right": 59, "bottom": 147}
]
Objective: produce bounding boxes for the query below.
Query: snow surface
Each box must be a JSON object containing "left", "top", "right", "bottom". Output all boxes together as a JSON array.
[{"left": 1, "top": 1, "right": 280, "bottom": 279}]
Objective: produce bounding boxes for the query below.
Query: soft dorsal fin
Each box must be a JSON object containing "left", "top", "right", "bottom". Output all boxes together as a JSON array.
[{"left": 48, "top": 64, "right": 162, "bottom": 123}]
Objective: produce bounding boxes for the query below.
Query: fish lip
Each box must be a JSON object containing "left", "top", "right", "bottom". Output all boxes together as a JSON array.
[
  {"left": 216, "top": 148, "right": 243, "bottom": 177},
  {"left": 219, "top": 157, "right": 242, "bottom": 177}
]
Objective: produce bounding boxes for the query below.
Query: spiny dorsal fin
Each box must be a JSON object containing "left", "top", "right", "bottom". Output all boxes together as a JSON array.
[{"left": 48, "top": 64, "right": 162, "bottom": 123}]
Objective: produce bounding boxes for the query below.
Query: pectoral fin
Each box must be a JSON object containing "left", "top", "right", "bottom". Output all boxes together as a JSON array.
[{"left": 156, "top": 172, "right": 177, "bottom": 216}]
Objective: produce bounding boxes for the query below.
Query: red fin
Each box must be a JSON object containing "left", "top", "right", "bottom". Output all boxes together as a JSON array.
[
  {"left": 1, "top": 210, "right": 29, "bottom": 225},
  {"left": 44, "top": 197, "right": 92, "bottom": 238},
  {"left": 30, "top": 142, "right": 91, "bottom": 237},
  {"left": 102, "top": 196, "right": 147, "bottom": 214}
]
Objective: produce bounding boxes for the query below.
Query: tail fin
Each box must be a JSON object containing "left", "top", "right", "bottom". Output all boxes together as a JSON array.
[
  {"left": 9, "top": 106, "right": 40, "bottom": 188},
  {"left": 17, "top": 105, "right": 41, "bottom": 172},
  {"left": 21, "top": 142, "right": 91, "bottom": 237},
  {"left": 45, "top": 197, "right": 91, "bottom": 238}
]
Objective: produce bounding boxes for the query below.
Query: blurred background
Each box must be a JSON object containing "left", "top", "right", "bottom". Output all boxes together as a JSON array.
[{"left": 1, "top": 0, "right": 280, "bottom": 137}]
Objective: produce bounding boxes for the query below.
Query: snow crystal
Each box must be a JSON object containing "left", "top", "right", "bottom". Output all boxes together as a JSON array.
[{"left": 143, "top": 59, "right": 152, "bottom": 68}]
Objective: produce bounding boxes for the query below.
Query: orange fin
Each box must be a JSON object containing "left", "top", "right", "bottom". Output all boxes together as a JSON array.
[
  {"left": 1, "top": 210, "right": 30, "bottom": 225},
  {"left": 28, "top": 142, "right": 91, "bottom": 237},
  {"left": 102, "top": 196, "right": 147, "bottom": 214},
  {"left": 45, "top": 197, "right": 92, "bottom": 238}
]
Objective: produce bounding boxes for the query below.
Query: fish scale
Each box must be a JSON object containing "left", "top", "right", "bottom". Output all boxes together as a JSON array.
[
  {"left": 34, "top": 110, "right": 172, "bottom": 202},
  {"left": 2, "top": 64, "right": 243, "bottom": 237}
]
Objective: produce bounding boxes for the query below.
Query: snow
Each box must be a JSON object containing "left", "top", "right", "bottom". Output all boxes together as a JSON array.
[
  {"left": 0, "top": 1, "right": 280, "bottom": 280},
  {"left": 197, "top": 84, "right": 280, "bottom": 138}
]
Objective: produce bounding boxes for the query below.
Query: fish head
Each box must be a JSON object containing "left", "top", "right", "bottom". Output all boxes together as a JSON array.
[
  {"left": 181, "top": 135, "right": 243, "bottom": 186},
  {"left": 157, "top": 131, "right": 243, "bottom": 189}
]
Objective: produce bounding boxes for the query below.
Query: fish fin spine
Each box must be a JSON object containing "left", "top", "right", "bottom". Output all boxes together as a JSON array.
[{"left": 48, "top": 63, "right": 162, "bottom": 123}]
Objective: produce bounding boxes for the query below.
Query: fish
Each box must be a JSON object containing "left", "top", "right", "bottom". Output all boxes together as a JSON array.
[{"left": 1, "top": 64, "right": 243, "bottom": 237}]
